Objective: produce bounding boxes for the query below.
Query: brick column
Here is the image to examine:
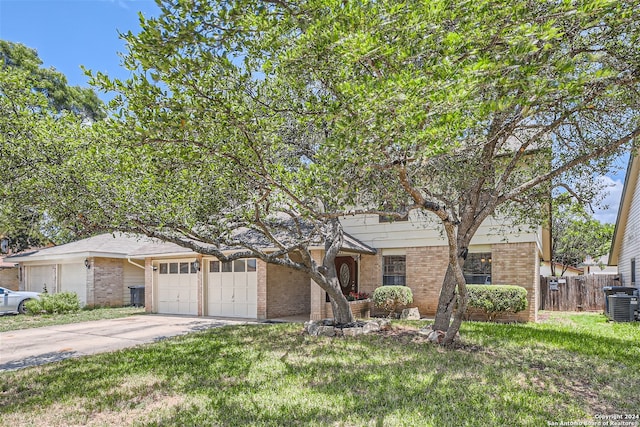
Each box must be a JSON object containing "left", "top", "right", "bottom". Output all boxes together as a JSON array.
[
  {"left": 144, "top": 258, "right": 154, "bottom": 313},
  {"left": 406, "top": 246, "right": 449, "bottom": 317},
  {"left": 256, "top": 259, "right": 267, "bottom": 319},
  {"left": 195, "top": 255, "right": 203, "bottom": 316},
  {"left": 309, "top": 250, "right": 325, "bottom": 320},
  {"left": 491, "top": 242, "right": 539, "bottom": 322}
]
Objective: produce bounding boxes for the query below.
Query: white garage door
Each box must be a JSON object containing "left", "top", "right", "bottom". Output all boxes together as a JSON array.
[
  {"left": 26, "top": 265, "right": 56, "bottom": 293},
  {"left": 59, "top": 263, "right": 87, "bottom": 304},
  {"left": 207, "top": 259, "right": 257, "bottom": 318},
  {"left": 156, "top": 260, "right": 198, "bottom": 315}
]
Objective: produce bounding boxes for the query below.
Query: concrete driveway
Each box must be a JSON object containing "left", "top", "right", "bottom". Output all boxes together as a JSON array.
[{"left": 0, "top": 315, "right": 255, "bottom": 372}]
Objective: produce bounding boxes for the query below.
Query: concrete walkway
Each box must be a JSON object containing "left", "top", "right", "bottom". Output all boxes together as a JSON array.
[{"left": 0, "top": 315, "right": 255, "bottom": 372}]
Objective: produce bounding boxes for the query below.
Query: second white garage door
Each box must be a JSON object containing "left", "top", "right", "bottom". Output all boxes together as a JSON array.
[
  {"left": 25, "top": 265, "right": 56, "bottom": 293},
  {"left": 207, "top": 259, "right": 257, "bottom": 318},
  {"left": 59, "top": 263, "right": 87, "bottom": 304},
  {"left": 156, "top": 260, "right": 198, "bottom": 315}
]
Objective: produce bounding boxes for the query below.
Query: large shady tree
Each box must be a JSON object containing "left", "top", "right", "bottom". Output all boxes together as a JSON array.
[
  {"left": 42, "top": 1, "right": 640, "bottom": 337},
  {"left": 0, "top": 40, "right": 105, "bottom": 251}
]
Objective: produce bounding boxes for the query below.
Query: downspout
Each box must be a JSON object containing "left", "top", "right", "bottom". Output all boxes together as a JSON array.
[{"left": 127, "top": 258, "right": 145, "bottom": 269}]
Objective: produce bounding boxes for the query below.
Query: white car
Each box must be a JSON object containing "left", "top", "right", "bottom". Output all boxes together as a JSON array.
[{"left": 0, "top": 287, "right": 40, "bottom": 314}]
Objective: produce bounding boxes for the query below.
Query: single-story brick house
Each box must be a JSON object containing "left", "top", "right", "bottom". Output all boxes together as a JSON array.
[
  {"left": 132, "top": 212, "right": 548, "bottom": 322},
  {"left": 7, "top": 233, "right": 149, "bottom": 307},
  {"left": 127, "top": 234, "right": 376, "bottom": 319}
]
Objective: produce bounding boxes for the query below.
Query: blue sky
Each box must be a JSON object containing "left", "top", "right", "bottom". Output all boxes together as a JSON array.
[{"left": 0, "top": 0, "right": 628, "bottom": 224}]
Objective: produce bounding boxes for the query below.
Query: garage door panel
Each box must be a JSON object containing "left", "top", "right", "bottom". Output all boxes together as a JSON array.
[
  {"left": 27, "top": 265, "right": 56, "bottom": 293},
  {"left": 207, "top": 258, "right": 258, "bottom": 318},
  {"left": 155, "top": 260, "right": 198, "bottom": 315}
]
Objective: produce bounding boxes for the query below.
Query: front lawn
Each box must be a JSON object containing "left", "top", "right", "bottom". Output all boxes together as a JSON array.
[
  {"left": 1, "top": 313, "right": 639, "bottom": 426},
  {"left": 0, "top": 306, "right": 146, "bottom": 332}
]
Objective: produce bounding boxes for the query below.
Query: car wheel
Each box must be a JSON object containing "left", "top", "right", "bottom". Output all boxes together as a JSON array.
[{"left": 17, "top": 300, "right": 29, "bottom": 314}]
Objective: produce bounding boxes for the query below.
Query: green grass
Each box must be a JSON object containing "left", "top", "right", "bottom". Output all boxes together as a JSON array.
[
  {"left": 1, "top": 312, "right": 639, "bottom": 426},
  {"left": 0, "top": 306, "right": 146, "bottom": 332}
]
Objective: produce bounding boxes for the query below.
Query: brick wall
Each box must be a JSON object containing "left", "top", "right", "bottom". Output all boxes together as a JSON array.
[
  {"left": 91, "top": 257, "right": 124, "bottom": 307},
  {"left": 491, "top": 242, "right": 539, "bottom": 322},
  {"left": 359, "top": 243, "right": 538, "bottom": 322},
  {"left": 0, "top": 268, "right": 19, "bottom": 290},
  {"left": 406, "top": 246, "right": 450, "bottom": 316},
  {"left": 257, "top": 259, "right": 267, "bottom": 319},
  {"left": 358, "top": 253, "right": 382, "bottom": 296},
  {"left": 266, "top": 259, "right": 310, "bottom": 318}
]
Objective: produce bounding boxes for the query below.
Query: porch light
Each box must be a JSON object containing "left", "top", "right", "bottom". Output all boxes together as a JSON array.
[
  {"left": 193, "top": 259, "right": 200, "bottom": 271},
  {"left": 84, "top": 258, "right": 91, "bottom": 269}
]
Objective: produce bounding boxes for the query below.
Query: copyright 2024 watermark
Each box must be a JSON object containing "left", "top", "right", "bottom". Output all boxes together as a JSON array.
[{"left": 547, "top": 414, "right": 640, "bottom": 426}]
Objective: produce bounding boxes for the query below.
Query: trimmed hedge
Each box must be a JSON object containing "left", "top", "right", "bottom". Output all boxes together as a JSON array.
[
  {"left": 373, "top": 286, "right": 413, "bottom": 317},
  {"left": 25, "top": 291, "right": 81, "bottom": 315},
  {"left": 466, "top": 284, "right": 527, "bottom": 321}
]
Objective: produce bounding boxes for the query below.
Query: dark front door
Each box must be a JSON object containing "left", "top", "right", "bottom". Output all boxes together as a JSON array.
[{"left": 335, "top": 256, "right": 357, "bottom": 296}]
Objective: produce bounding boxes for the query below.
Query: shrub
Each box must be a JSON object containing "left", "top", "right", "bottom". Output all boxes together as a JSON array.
[
  {"left": 25, "top": 292, "right": 81, "bottom": 315},
  {"left": 373, "top": 286, "right": 413, "bottom": 317},
  {"left": 466, "top": 285, "right": 527, "bottom": 321}
]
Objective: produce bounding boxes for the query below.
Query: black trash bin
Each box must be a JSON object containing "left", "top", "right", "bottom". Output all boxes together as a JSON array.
[
  {"left": 128, "top": 285, "right": 145, "bottom": 307},
  {"left": 603, "top": 286, "right": 638, "bottom": 315}
]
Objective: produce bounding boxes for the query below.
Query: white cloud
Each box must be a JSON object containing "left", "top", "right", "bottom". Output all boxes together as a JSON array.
[{"left": 592, "top": 175, "right": 624, "bottom": 224}]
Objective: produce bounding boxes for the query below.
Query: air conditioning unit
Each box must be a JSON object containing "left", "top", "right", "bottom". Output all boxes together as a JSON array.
[{"left": 607, "top": 295, "right": 638, "bottom": 322}]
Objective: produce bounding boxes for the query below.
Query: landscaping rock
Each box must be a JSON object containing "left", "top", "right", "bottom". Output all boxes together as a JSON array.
[
  {"left": 400, "top": 307, "right": 420, "bottom": 320},
  {"left": 306, "top": 319, "right": 386, "bottom": 337},
  {"left": 317, "top": 326, "right": 336, "bottom": 337},
  {"left": 419, "top": 325, "right": 461, "bottom": 344},
  {"left": 342, "top": 327, "right": 364, "bottom": 337},
  {"left": 304, "top": 320, "right": 321, "bottom": 336},
  {"left": 363, "top": 322, "right": 380, "bottom": 333},
  {"left": 373, "top": 319, "right": 392, "bottom": 330}
]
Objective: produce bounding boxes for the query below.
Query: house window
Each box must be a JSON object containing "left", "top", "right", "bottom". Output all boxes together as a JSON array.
[
  {"left": 463, "top": 253, "right": 492, "bottom": 284},
  {"left": 247, "top": 259, "right": 257, "bottom": 272},
  {"left": 180, "top": 262, "right": 190, "bottom": 274},
  {"left": 383, "top": 256, "right": 406, "bottom": 286},
  {"left": 222, "top": 261, "right": 233, "bottom": 272},
  {"left": 631, "top": 258, "right": 636, "bottom": 285},
  {"left": 210, "top": 261, "right": 220, "bottom": 272},
  {"left": 169, "top": 263, "right": 179, "bottom": 274},
  {"left": 234, "top": 260, "right": 245, "bottom": 272},
  {"left": 159, "top": 263, "right": 168, "bottom": 274}
]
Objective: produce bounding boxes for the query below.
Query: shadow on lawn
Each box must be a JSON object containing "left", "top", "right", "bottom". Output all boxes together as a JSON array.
[
  {"left": 1, "top": 322, "right": 636, "bottom": 425},
  {"left": 462, "top": 320, "right": 640, "bottom": 365}
]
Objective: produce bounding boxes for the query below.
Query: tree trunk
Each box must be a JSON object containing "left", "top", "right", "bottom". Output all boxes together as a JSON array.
[
  {"left": 313, "top": 217, "right": 355, "bottom": 325},
  {"left": 324, "top": 264, "right": 355, "bottom": 324},
  {"left": 431, "top": 220, "right": 472, "bottom": 346},
  {"left": 432, "top": 265, "right": 457, "bottom": 331}
]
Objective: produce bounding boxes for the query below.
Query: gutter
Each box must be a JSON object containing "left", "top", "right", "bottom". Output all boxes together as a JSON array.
[{"left": 127, "top": 258, "right": 145, "bottom": 270}]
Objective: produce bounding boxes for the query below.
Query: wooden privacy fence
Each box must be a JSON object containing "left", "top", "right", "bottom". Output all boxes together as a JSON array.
[{"left": 539, "top": 275, "right": 618, "bottom": 312}]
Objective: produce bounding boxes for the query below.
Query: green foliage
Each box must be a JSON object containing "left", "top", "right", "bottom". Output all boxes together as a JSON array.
[
  {"left": 25, "top": 292, "right": 81, "bottom": 315},
  {"left": 551, "top": 197, "right": 615, "bottom": 276},
  {"left": 466, "top": 285, "right": 528, "bottom": 321},
  {"left": 373, "top": 286, "right": 413, "bottom": 316},
  {"left": 0, "top": 40, "right": 104, "bottom": 251}
]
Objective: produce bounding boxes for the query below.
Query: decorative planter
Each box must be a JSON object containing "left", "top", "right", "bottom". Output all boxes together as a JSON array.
[{"left": 324, "top": 298, "right": 373, "bottom": 319}]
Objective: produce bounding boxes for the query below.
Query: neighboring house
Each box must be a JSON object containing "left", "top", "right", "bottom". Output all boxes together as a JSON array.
[
  {"left": 540, "top": 261, "right": 583, "bottom": 277},
  {"left": 581, "top": 255, "right": 618, "bottom": 275},
  {"left": 7, "top": 233, "right": 149, "bottom": 307},
  {"left": 610, "top": 153, "right": 640, "bottom": 288},
  {"left": 133, "top": 213, "right": 548, "bottom": 323},
  {"left": 0, "top": 256, "right": 19, "bottom": 290}
]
